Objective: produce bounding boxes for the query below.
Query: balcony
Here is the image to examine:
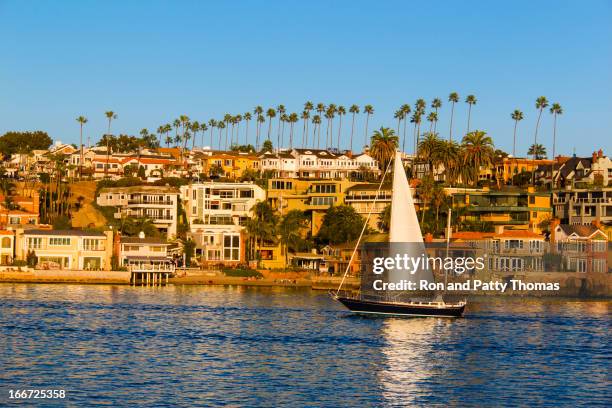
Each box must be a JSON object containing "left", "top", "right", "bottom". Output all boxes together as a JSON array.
[{"left": 127, "top": 199, "right": 174, "bottom": 205}]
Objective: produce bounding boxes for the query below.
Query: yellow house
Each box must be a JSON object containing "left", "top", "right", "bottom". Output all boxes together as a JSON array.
[
  {"left": 0, "top": 230, "right": 15, "bottom": 265},
  {"left": 452, "top": 187, "right": 552, "bottom": 233},
  {"left": 198, "top": 151, "right": 260, "bottom": 179},
  {"left": 494, "top": 157, "right": 556, "bottom": 183},
  {"left": 15, "top": 229, "right": 114, "bottom": 270},
  {"left": 266, "top": 178, "right": 358, "bottom": 235}
]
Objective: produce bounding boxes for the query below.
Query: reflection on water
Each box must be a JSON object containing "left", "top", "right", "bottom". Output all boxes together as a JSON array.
[{"left": 0, "top": 284, "right": 610, "bottom": 406}]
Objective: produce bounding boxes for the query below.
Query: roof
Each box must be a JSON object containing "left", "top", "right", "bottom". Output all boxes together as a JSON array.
[
  {"left": 0, "top": 230, "right": 14, "bottom": 236},
  {"left": 452, "top": 230, "right": 544, "bottom": 240},
  {"left": 23, "top": 229, "right": 106, "bottom": 237},
  {"left": 557, "top": 224, "right": 603, "bottom": 238},
  {"left": 293, "top": 148, "right": 337, "bottom": 158},
  {"left": 346, "top": 183, "right": 392, "bottom": 192},
  {"left": 121, "top": 237, "right": 169, "bottom": 245},
  {"left": 99, "top": 185, "right": 179, "bottom": 194}
]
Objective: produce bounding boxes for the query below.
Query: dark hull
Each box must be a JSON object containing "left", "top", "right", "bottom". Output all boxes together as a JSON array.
[{"left": 336, "top": 296, "right": 465, "bottom": 318}]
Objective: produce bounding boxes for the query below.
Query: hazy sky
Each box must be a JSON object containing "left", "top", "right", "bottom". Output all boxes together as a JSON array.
[{"left": 1, "top": 0, "right": 611, "bottom": 156}]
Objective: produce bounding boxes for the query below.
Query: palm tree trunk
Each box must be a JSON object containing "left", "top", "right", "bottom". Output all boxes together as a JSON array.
[
  {"left": 449, "top": 102, "right": 455, "bottom": 141},
  {"left": 350, "top": 113, "right": 356, "bottom": 152},
  {"left": 337, "top": 116, "right": 342, "bottom": 151},
  {"left": 466, "top": 105, "right": 472, "bottom": 134},
  {"left": 317, "top": 123, "right": 321, "bottom": 149},
  {"left": 402, "top": 117, "right": 407, "bottom": 152},
  {"left": 364, "top": 114, "right": 370, "bottom": 148},
  {"left": 245, "top": 120, "right": 249, "bottom": 146},
  {"left": 79, "top": 124, "right": 83, "bottom": 179},
  {"left": 532, "top": 108, "right": 544, "bottom": 186},
  {"left": 512, "top": 120, "right": 518, "bottom": 157},
  {"left": 267, "top": 118, "right": 272, "bottom": 141}
]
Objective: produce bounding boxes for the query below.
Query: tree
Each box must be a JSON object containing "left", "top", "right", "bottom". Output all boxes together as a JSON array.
[
  {"left": 418, "top": 132, "right": 443, "bottom": 177},
  {"left": 532, "top": 96, "right": 549, "bottom": 183},
  {"left": 465, "top": 94, "right": 477, "bottom": 134},
  {"left": 400, "top": 104, "right": 411, "bottom": 152},
  {"left": 0, "top": 131, "right": 53, "bottom": 157},
  {"left": 431, "top": 98, "right": 442, "bottom": 133},
  {"left": 278, "top": 210, "right": 308, "bottom": 263},
  {"left": 76, "top": 116, "right": 88, "bottom": 178},
  {"left": 336, "top": 105, "right": 346, "bottom": 150},
  {"left": 430, "top": 184, "right": 446, "bottom": 223},
  {"left": 418, "top": 175, "right": 435, "bottom": 223},
  {"left": 448, "top": 92, "right": 459, "bottom": 141},
  {"left": 104, "top": 111, "right": 117, "bottom": 178},
  {"left": 528, "top": 143, "right": 547, "bottom": 160},
  {"left": 316, "top": 205, "right": 366, "bottom": 245},
  {"left": 370, "top": 127, "right": 399, "bottom": 171},
  {"left": 245, "top": 201, "right": 278, "bottom": 264},
  {"left": 511, "top": 109, "right": 524, "bottom": 157},
  {"left": 312, "top": 115, "right": 322, "bottom": 148},
  {"left": 549, "top": 103, "right": 563, "bottom": 160},
  {"left": 266, "top": 108, "right": 276, "bottom": 142},
  {"left": 377, "top": 204, "right": 391, "bottom": 232},
  {"left": 427, "top": 112, "right": 438, "bottom": 133},
  {"left": 243, "top": 112, "right": 252, "bottom": 146},
  {"left": 261, "top": 139, "right": 273, "bottom": 152},
  {"left": 348, "top": 104, "right": 359, "bottom": 152},
  {"left": 288, "top": 112, "right": 299, "bottom": 148},
  {"left": 461, "top": 130, "right": 494, "bottom": 186},
  {"left": 363, "top": 105, "right": 374, "bottom": 148},
  {"left": 301, "top": 110, "right": 310, "bottom": 148}
]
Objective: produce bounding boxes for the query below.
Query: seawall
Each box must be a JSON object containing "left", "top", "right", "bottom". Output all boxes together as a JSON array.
[{"left": 0, "top": 269, "right": 132, "bottom": 284}]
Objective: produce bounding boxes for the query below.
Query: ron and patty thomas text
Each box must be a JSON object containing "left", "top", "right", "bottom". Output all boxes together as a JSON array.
[{"left": 371, "top": 255, "right": 560, "bottom": 292}]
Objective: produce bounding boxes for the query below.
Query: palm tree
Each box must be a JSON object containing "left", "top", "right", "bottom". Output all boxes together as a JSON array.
[
  {"left": 427, "top": 112, "right": 438, "bottom": 133},
  {"left": 288, "top": 112, "right": 299, "bottom": 148},
  {"left": 418, "top": 132, "right": 443, "bottom": 177},
  {"left": 418, "top": 174, "right": 435, "bottom": 223},
  {"left": 165, "top": 135, "right": 172, "bottom": 148},
  {"left": 326, "top": 104, "right": 337, "bottom": 148},
  {"left": 208, "top": 119, "right": 217, "bottom": 148},
  {"left": 363, "top": 105, "right": 374, "bottom": 149},
  {"left": 511, "top": 109, "right": 524, "bottom": 157},
  {"left": 438, "top": 139, "right": 461, "bottom": 185},
  {"left": 266, "top": 108, "right": 276, "bottom": 142},
  {"left": 312, "top": 115, "right": 322, "bottom": 148},
  {"left": 104, "top": 111, "right": 117, "bottom": 178},
  {"left": 245, "top": 201, "right": 278, "bottom": 265},
  {"left": 465, "top": 94, "right": 477, "bottom": 134},
  {"left": 301, "top": 110, "right": 310, "bottom": 147},
  {"left": 256, "top": 115, "right": 265, "bottom": 149},
  {"left": 461, "top": 130, "right": 494, "bottom": 186},
  {"left": 244, "top": 112, "right": 252, "bottom": 146},
  {"left": 336, "top": 105, "right": 346, "bottom": 150},
  {"left": 410, "top": 111, "right": 422, "bottom": 155},
  {"left": 370, "top": 127, "right": 398, "bottom": 171},
  {"left": 549, "top": 103, "right": 563, "bottom": 161},
  {"left": 217, "top": 121, "right": 226, "bottom": 149},
  {"left": 190, "top": 121, "right": 200, "bottom": 150},
  {"left": 76, "top": 116, "right": 88, "bottom": 178},
  {"left": 394, "top": 110, "right": 403, "bottom": 135},
  {"left": 448, "top": 92, "right": 459, "bottom": 141},
  {"left": 532, "top": 96, "right": 549, "bottom": 184},
  {"left": 200, "top": 123, "right": 208, "bottom": 148},
  {"left": 276, "top": 104, "right": 286, "bottom": 146},
  {"left": 400, "top": 104, "right": 411, "bottom": 152},
  {"left": 528, "top": 143, "right": 547, "bottom": 160},
  {"left": 431, "top": 98, "right": 442, "bottom": 133},
  {"left": 348, "top": 104, "right": 359, "bottom": 152},
  {"left": 278, "top": 210, "right": 308, "bottom": 264}
]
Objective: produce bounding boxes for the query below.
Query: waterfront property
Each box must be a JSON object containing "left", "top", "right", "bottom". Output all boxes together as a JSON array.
[
  {"left": 0, "top": 230, "right": 15, "bottom": 265},
  {"left": 97, "top": 185, "right": 180, "bottom": 237},
  {"left": 553, "top": 187, "right": 612, "bottom": 226},
  {"left": 14, "top": 229, "right": 113, "bottom": 270},
  {"left": 118, "top": 234, "right": 174, "bottom": 268},
  {"left": 344, "top": 183, "right": 392, "bottom": 231},
  {"left": 551, "top": 222, "right": 608, "bottom": 273}
]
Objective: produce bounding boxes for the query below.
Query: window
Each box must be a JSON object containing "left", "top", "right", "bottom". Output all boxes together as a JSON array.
[
  {"left": 1, "top": 237, "right": 11, "bottom": 248},
  {"left": 49, "top": 237, "right": 71, "bottom": 246},
  {"left": 272, "top": 181, "right": 293, "bottom": 190},
  {"left": 529, "top": 240, "right": 543, "bottom": 253},
  {"left": 150, "top": 246, "right": 164, "bottom": 253},
  {"left": 504, "top": 240, "right": 523, "bottom": 250},
  {"left": 223, "top": 234, "right": 240, "bottom": 261},
  {"left": 314, "top": 184, "right": 336, "bottom": 193},
  {"left": 529, "top": 196, "right": 535, "bottom": 204},
  {"left": 83, "top": 239, "right": 103, "bottom": 251},
  {"left": 239, "top": 189, "right": 254, "bottom": 198},
  {"left": 311, "top": 197, "right": 336, "bottom": 206},
  {"left": 591, "top": 241, "right": 606, "bottom": 252},
  {"left": 124, "top": 245, "right": 140, "bottom": 252},
  {"left": 83, "top": 257, "right": 102, "bottom": 270},
  {"left": 27, "top": 237, "right": 43, "bottom": 249},
  {"left": 207, "top": 250, "right": 221, "bottom": 261}
]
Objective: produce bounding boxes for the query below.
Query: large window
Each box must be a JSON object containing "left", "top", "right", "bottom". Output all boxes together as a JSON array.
[
  {"left": 314, "top": 184, "right": 336, "bottom": 193},
  {"left": 271, "top": 181, "right": 292, "bottom": 190},
  {"left": 83, "top": 257, "right": 102, "bottom": 270},
  {"left": 27, "top": 237, "right": 43, "bottom": 249},
  {"left": 1, "top": 237, "right": 11, "bottom": 248},
  {"left": 311, "top": 197, "right": 336, "bottom": 206},
  {"left": 49, "top": 237, "right": 71, "bottom": 246},
  {"left": 83, "top": 239, "right": 104, "bottom": 251},
  {"left": 223, "top": 235, "right": 240, "bottom": 261}
]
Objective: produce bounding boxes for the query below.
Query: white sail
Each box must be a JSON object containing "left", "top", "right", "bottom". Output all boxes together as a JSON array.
[
  {"left": 390, "top": 151, "right": 424, "bottom": 243},
  {"left": 387, "top": 151, "right": 434, "bottom": 285}
]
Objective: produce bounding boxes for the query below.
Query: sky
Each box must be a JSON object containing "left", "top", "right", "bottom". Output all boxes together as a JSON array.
[{"left": 1, "top": 0, "right": 611, "bottom": 157}]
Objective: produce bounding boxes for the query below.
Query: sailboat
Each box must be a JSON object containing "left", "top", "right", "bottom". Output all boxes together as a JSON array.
[{"left": 333, "top": 151, "right": 466, "bottom": 317}]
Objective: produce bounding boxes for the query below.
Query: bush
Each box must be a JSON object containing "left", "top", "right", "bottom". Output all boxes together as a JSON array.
[{"left": 222, "top": 267, "right": 262, "bottom": 278}]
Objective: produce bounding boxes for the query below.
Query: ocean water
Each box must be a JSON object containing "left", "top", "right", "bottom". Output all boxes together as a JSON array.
[{"left": 0, "top": 284, "right": 610, "bottom": 407}]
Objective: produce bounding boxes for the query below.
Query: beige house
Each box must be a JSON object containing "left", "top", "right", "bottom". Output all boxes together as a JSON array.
[
  {"left": 0, "top": 230, "right": 15, "bottom": 265},
  {"left": 15, "top": 229, "right": 113, "bottom": 270},
  {"left": 118, "top": 235, "right": 174, "bottom": 269}
]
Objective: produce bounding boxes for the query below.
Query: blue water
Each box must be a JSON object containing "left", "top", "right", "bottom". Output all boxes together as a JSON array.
[{"left": 0, "top": 284, "right": 610, "bottom": 407}]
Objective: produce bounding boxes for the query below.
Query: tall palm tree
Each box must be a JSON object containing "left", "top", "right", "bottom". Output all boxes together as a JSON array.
[
  {"left": 400, "top": 104, "right": 411, "bottom": 152},
  {"left": 348, "top": 104, "right": 359, "bottom": 152},
  {"left": 465, "top": 94, "right": 477, "bottom": 134},
  {"left": 438, "top": 139, "right": 461, "bottom": 185},
  {"left": 156, "top": 125, "right": 165, "bottom": 148},
  {"left": 549, "top": 103, "right": 563, "bottom": 161},
  {"left": 370, "top": 127, "right": 399, "bottom": 171},
  {"left": 448, "top": 92, "right": 459, "bottom": 141},
  {"left": 363, "top": 105, "right": 374, "bottom": 149},
  {"left": 217, "top": 121, "right": 226, "bottom": 149},
  {"left": 427, "top": 112, "right": 438, "bottom": 133},
  {"left": 200, "top": 123, "right": 208, "bottom": 148},
  {"left": 288, "top": 112, "right": 299, "bottom": 148},
  {"left": 410, "top": 111, "right": 422, "bottom": 155},
  {"left": 418, "top": 132, "right": 443, "bottom": 177},
  {"left": 253, "top": 106, "right": 263, "bottom": 146},
  {"left": 76, "top": 115, "right": 88, "bottom": 178},
  {"left": 336, "top": 105, "right": 346, "bottom": 150},
  {"left": 276, "top": 104, "right": 286, "bottom": 146},
  {"left": 528, "top": 143, "right": 547, "bottom": 159},
  {"left": 461, "top": 130, "right": 494, "bottom": 186},
  {"left": 244, "top": 112, "right": 252, "bottom": 146},
  {"left": 532, "top": 96, "right": 549, "bottom": 185},
  {"left": 431, "top": 98, "right": 442, "bottom": 133},
  {"left": 208, "top": 119, "right": 217, "bottom": 148},
  {"left": 256, "top": 115, "right": 265, "bottom": 149},
  {"left": 312, "top": 115, "right": 322, "bottom": 148},
  {"left": 326, "top": 104, "right": 337, "bottom": 148},
  {"left": 301, "top": 110, "right": 310, "bottom": 148},
  {"left": 190, "top": 121, "right": 200, "bottom": 150},
  {"left": 104, "top": 111, "right": 117, "bottom": 178},
  {"left": 511, "top": 109, "right": 524, "bottom": 157},
  {"left": 266, "top": 108, "right": 276, "bottom": 142}
]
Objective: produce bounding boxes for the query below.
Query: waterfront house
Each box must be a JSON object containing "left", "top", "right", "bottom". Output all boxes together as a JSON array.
[
  {"left": 550, "top": 222, "right": 608, "bottom": 273},
  {"left": 0, "top": 230, "right": 15, "bottom": 265},
  {"left": 118, "top": 233, "right": 174, "bottom": 270},
  {"left": 553, "top": 187, "right": 612, "bottom": 226},
  {"left": 97, "top": 185, "right": 180, "bottom": 237},
  {"left": 344, "top": 183, "right": 392, "bottom": 231},
  {"left": 14, "top": 229, "right": 113, "bottom": 270}
]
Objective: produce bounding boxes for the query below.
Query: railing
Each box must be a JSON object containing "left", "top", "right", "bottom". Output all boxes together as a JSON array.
[{"left": 128, "top": 199, "right": 174, "bottom": 205}]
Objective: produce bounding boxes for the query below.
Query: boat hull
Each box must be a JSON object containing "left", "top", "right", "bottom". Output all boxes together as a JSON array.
[{"left": 336, "top": 296, "right": 465, "bottom": 318}]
